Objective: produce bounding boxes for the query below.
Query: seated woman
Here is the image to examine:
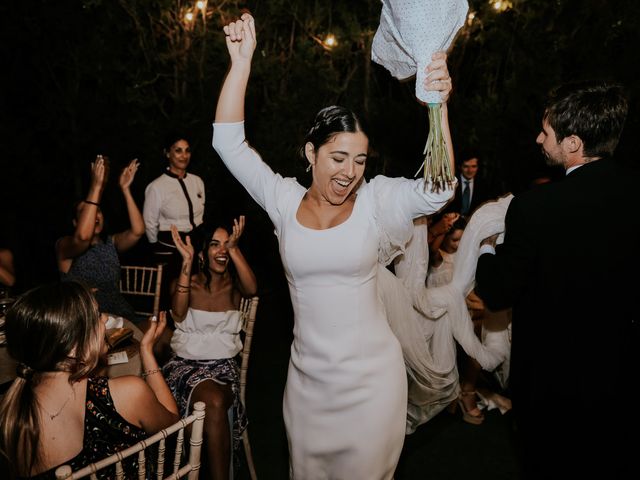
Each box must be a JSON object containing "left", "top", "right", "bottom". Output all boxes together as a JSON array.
[
  {"left": 162, "top": 216, "right": 257, "bottom": 480},
  {"left": 0, "top": 281, "right": 179, "bottom": 478},
  {"left": 56, "top": 156, "right": 145, "bottom": 324}
]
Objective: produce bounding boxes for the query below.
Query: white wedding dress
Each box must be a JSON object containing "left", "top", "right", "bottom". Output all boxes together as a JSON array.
[{"left": 212, "top": 121, "right": 454, "bottom": 479}]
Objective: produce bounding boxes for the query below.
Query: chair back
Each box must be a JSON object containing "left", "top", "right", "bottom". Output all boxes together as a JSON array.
[
  {"left": 55, "top": 401, "right": 205, "bottom": 480},
  {"left": 120, "top": 264, "right": 163, "bottom": 318},
  {"left": 238, "top": 296, "right": 259, "bottom": 480}
]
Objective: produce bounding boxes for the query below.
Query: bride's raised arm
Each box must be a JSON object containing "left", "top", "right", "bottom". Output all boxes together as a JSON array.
[{"left": 215, "top": 13, "right": 257, "bottom": 124}]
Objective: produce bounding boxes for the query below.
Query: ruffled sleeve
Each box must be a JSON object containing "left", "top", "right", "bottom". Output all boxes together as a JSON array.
[{"left": 366, "top": 175, "right": 455, "bottom": 265}]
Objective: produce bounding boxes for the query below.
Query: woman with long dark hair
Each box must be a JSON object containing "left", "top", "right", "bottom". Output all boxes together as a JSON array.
[
  {"left": 162, "top": 217, "right": 257, "bottom": 479},
  {"left": 213, "top": 13, "right": 455, "bottom": 479}
]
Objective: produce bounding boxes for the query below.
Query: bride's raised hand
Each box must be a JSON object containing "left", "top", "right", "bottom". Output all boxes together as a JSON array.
[{"left": 223, "top": 12, "right": 256, "bottom": 63}]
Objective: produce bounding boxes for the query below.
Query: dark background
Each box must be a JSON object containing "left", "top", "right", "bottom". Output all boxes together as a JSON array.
[{"left": 1, "top": 0, "right": 639, "bottom": 293}]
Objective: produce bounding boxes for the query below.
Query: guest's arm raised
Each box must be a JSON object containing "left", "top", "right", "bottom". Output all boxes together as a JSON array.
[
  {"left": 56, "top": 156, "right": 107, "bottom": 269},
  {"left": 113, "top": 158, "right": 145, "bottom": 252},
  {"left": 170, "top": 224, "right": 194, "bottom": 323},
  {"left": 110, "top": 312, "right": 179, "bottom": 433}
]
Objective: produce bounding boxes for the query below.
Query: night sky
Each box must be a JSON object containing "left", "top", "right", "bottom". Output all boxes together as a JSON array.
[{"left": 2, "top": 0, "right": 639, "bottom": 292}]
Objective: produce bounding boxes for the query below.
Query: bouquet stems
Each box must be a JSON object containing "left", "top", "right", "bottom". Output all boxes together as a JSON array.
[{"left": 420, "top": 103, "right": 454, "bottom": 193}]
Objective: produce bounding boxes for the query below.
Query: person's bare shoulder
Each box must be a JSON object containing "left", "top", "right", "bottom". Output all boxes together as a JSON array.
[{"left": 108, "top": 375, "right": 155, "bottom": 425}]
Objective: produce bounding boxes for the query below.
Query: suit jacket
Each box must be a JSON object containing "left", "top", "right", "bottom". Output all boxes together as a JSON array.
[
  {"left": 445, "top": 174, "right": 493, "bottom": 216},
  {"left": 475, "top": 158, "right": 639, "bottom": 479}
]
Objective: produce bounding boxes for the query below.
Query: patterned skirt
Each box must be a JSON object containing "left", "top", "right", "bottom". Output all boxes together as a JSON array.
[{"left": 162, "top": 356, "right": 247, "bottom": 451}]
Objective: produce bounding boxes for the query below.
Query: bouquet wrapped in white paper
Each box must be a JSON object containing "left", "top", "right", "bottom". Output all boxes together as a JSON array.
[{"left": 372, "top": 0, "right": 468, "bottom": 191}]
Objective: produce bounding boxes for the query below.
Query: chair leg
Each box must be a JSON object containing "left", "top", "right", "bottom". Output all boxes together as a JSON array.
[
  {"left": 228, "top": 408, "right": 234, "bottom": 480},
  {"left": 242, "top": 429, "right": 258, "bottom": 480}
]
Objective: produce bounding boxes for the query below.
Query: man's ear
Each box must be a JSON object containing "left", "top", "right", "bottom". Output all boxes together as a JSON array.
[
  {"left": 563, "top": 134, "right": 582, "bottom": 154},
  {"left": 304, "top": 142, "right": 316, "bottom": 165}
]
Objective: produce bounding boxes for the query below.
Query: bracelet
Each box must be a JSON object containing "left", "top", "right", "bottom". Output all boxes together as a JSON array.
[
  {"left": 84, "top": 200, "right": 100, "bottom": 207},
  {"left": 176, "top": 283, "right": 191, "bottom": 289},
  {"left": 142, "top": 368, "right": 162, "bottom": 379}
]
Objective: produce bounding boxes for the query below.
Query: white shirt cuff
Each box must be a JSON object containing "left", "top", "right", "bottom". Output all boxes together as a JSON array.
[{"left": 479, "top": 244, "right": 496, "bottom": 256}]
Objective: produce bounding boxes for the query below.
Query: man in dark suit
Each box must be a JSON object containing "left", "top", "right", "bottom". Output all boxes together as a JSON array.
[
  {"left": 447, "top": 155, "right": 493, "bottom": 218},
  {"left": 475, "top": 82, "right": 638, "bottom": 479}
]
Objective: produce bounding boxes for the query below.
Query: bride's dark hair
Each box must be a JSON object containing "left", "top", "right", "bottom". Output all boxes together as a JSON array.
[{"left": 298, "top": 105, "right": 369, "bottom": 160}]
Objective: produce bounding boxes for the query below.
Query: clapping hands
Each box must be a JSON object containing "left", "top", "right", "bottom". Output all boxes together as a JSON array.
[
  {"left": 170, "top": 225, "right": 194, "bottom": 263},
  {"left": 119, "top": 158, "right": 140, "bottom": 191},
  {"left": 226, "top": 215, "right": 246, "bottom": 250},
  {"left": 90, "top": 155, "right": 108, "bottom": 191}
]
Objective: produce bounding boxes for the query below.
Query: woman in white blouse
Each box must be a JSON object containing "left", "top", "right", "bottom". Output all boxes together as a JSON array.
[{"left": 143, "top": 133, "right": 205, "bottom": 307}]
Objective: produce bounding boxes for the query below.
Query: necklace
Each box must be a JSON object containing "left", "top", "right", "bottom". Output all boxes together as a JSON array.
[{"left": 41, "top": 384, "right": 75, "bottom": 421}]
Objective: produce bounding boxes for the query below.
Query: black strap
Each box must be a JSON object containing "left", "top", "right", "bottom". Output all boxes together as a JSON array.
[{"left": 164, "top": 170, "right": 196, "bottom": 231}]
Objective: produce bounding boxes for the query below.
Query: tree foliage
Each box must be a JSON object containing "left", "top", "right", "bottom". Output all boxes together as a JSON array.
[{"left": 1, "top": 0, "right": 639, "bottom": 288}]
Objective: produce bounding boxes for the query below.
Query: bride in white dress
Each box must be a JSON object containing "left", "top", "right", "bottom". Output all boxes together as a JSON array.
[{"left": 213, "top": 14, "right": 455, "bottom": 479}]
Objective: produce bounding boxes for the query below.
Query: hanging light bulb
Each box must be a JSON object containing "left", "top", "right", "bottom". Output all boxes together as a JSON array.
[
  {"left": 323, "top": 33, "right": 337, "bottom": 48},
  {"left": 196, "top": 1, "right": 206, "bottom": 10},
  {"left": 185, "top": 11, "right": 194, "bottom": 22},
  {"left": 490, "top": 0, "right": 512, "bottom": 12}
]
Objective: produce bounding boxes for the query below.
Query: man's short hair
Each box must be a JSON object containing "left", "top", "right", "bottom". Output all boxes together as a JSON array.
[{"left": 543, "top": 81, "right": 628, "bottom": 158}]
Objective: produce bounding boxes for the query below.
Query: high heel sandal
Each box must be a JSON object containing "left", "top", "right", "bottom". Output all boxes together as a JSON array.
[{"left": 453, "top": 390, "right": 485, "bottom": 425}]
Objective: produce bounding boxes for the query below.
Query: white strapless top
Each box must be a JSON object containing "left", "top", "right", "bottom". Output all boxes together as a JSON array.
[{"left": 170, "top": 308, "right": 242, "bottom": 360}]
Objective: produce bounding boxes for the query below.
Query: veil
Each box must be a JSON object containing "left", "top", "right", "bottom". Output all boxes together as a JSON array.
[{"left": 379, "top": 194, "right": 514, "bottom": 433}]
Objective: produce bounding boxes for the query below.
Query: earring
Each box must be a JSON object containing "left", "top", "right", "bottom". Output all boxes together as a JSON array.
[
  {"left": 306, "top": 163, "right": 312, "bottom": 173},
  {"left": 198, "top": 257, "right": 204, "bottom": 270}
]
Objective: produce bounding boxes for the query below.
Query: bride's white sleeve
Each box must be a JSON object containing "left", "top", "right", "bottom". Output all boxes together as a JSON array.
[
  {"left": 212, "top": 121, "right": 299, "bottom": 230},
  {"left": 368, "top": 175, "right": 455, "bottom": 266}
]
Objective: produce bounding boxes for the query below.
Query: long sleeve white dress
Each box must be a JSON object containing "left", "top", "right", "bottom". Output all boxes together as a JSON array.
[{"left": 212, "top": 121, "right": 454, "bottom": 479}]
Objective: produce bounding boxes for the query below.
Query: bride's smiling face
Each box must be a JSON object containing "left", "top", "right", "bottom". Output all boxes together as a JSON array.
[{"left": 306, "top": 131, "right": 368, "bottom": 206}]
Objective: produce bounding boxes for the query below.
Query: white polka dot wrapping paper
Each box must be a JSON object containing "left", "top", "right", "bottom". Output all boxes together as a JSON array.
[{"left": 371, "top": 0, "right": 469, "bottom": 104}]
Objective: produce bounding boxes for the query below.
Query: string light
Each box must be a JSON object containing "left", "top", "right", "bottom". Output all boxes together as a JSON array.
[
  {"left": 196, "top": 1, "right": 206, "bottom": 10},
  {"left": 184, "top": 11, "right": 194, "bottom": 22},
  {"left": 323, "top": 34, "right": 337, "bottom": 48},
  {"left": 490, "top": 0, "right": 512, "bottom": 12},
  {"left": 467, "top": 11, "right": 476, "bottom": 26}
]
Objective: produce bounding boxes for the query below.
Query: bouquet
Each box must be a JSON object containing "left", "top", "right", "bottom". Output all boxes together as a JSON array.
[{"left": 372, "top": 0, "right": 468, "bottom": 192}]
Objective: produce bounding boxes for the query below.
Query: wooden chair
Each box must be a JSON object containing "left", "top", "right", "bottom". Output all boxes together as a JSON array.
[
  {"left": 238, "top": 296, "right": 259, "bottom": 480},
  {"left": 120, "top": 264, "right": 163, "bottom": 319},
  {"left": 55, "top": 401, "right": 205, "bottom": 480}
]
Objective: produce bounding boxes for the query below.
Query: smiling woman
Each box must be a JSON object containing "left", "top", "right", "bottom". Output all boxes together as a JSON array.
[
  {"left": 297, "top": 107, "right": 368, "bottom": 229},
  {"left": 143, "top": 133, "right": 206, "bottom": 310},
  {"left": 162, "top": 217, "right": 257, "bottom": 479},
  {"left": 212, "top": 13, "right": 456, "bottom": 479}
]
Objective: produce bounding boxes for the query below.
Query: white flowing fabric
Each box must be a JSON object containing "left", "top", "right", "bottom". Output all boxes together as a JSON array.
[
  {"left": 380, "top": 194, "right": 514, "bottom": 432},
  {"left": 371, "top": 0, "right": 468, "bottom": 103}
]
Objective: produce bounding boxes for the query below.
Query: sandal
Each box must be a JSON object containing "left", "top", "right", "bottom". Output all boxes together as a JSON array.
[{"left": 457, "top": 390, "right": 485, "bottom": 425}]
